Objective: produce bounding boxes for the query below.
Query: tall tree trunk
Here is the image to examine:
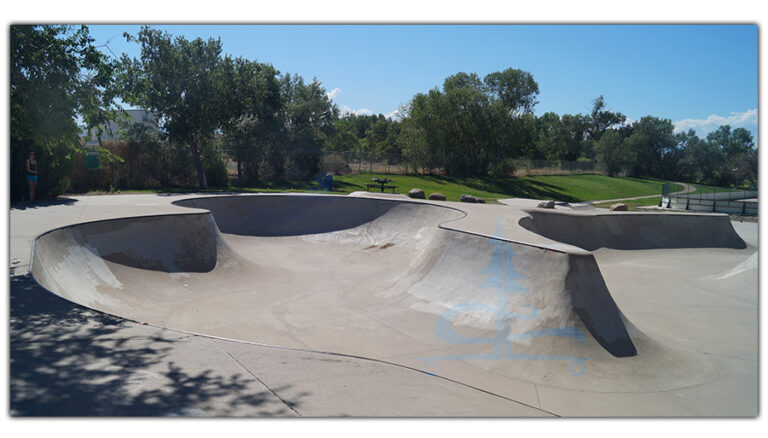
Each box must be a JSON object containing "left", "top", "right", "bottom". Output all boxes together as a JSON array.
[{"left": 190, "top": 140, "right": 208, "bottom": 189}]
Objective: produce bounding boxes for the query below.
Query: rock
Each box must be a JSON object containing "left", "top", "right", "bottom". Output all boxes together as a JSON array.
[
  {"left": 408, "top": 188, "right": 426, "bottom": 199},
  {"left": 475, "top": 197, "right": 485, "bottom": 204},
  {"left": 537, "top": 200, "right": 556, "bottom": 209},
  {"left": 610, "top": 203, "right": 629, "bottom": 211},
  {"left": 460, "top": 194, "right": 476, "bottom": 203},
  {"left": 428, "top": 192, "right": 446, "bottom": 201}
]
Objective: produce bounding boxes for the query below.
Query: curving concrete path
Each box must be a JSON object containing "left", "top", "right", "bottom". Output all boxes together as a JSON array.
[
  {"left": 582, "top": 182, "right": 697, "bottom": 205},
  {"left": 9, "top": 192, "right": 758, "bottom": 417}
]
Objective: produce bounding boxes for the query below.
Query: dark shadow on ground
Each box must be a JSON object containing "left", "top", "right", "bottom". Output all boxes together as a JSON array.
[
  {"left": 10, "top": 197, "right": 78, "bottom": 211},
  {"left": 9, "top": 274, "right": 304, "bottom": 416},
  {"left": 442, "top": 176, "right": 581, "bottom": 202},
  {"left": 332, "top": 180, "right": 365, "bottom": 191}
]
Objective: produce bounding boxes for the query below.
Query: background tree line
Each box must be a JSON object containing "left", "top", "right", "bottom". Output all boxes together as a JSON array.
[
  {"left": 10, "top": 25, "right": 757, "bottom": 201},
  {"left": 396, "top": 81, "right": 756, "bottom": 188},
  {"left": 10, "top": 25, "right": 339, "bottom": 200}
]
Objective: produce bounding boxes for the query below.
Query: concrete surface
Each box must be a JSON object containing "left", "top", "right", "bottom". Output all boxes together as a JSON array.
[{"left": 9, "top": 192, "right": 758, "bottom": 417}]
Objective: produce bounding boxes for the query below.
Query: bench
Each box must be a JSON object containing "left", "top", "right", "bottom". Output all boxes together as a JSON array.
[{"left": 365, "top": 183, "right": 399, "bottom": 193}]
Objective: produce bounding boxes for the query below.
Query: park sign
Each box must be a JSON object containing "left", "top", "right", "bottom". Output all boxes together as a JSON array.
[{"left": 85, "top": 149, "right": 100, "bottom": 170}]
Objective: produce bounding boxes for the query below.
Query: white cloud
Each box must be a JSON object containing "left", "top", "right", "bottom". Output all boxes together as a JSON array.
[
  {"left": 327, "top": 88, "right": 403, "bottom": 120},
  {"left": 385, "top": 107, "right": 404, "bottom": 121},
  {"left": 340, "top": 105, "right": 373, "bottom": 116},
  {"left": 326, "top": 87, "right": 342, "bottom": 100},
  {"left": 673, "top": 109, "right": 757, "bottom": 135}
]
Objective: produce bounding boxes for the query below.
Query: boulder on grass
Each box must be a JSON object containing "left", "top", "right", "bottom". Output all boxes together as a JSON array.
[
  {"left": 537, "top": 200, "right": 556, "bottom": 209},
  {"left": 610, "top": 203, "right": 629, "bottom": 211},
  {"left": 475, "top": 197, "right": 485, "bottom": 204},
  {"left": 428, "top": 192, "right": 446, "bottom": 201},
  {"left": 408, "top": 188, "right": 426, "bottom": 199},
  {"left": 460, "top": 194, "right": 476, "bottom": 203}
]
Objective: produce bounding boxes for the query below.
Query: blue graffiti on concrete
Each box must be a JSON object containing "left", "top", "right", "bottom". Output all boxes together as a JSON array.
[{"left": 417, "top": 216, "right": 590, "bottom": 377}]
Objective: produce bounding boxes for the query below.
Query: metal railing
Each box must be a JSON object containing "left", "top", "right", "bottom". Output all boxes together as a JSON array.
[{"left": 661, "top": 183, "right": 758, "bottom": 216}]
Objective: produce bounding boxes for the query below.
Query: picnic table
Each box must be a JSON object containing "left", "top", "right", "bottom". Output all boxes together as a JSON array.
[{"left": 365, "top": 177, "right": 399, "bottom": 193}]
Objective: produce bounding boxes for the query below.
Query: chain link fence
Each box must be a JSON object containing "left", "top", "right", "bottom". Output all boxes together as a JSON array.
[{"left": 224, "top": 150, "right": 610, "bottom": 178}]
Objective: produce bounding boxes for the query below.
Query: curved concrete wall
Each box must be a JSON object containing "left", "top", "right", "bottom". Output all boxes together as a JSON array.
[
  {"left": 408, "top": 230, "right": 636, "bottom": 359},
  {"left": 172, "top": 194, "right": 462, "bottom": 236},
  {"left": 519, "top": 210, "right": 747, "bottom": 251},
  {"left": 30, "top": 213, "right": 224, "bottom": 312},
  {"left": 564, "top": 253, "right": 635, "bottom": 356},
  {"left": 33, "top": 213, "right": 220, "bottom": 275}
]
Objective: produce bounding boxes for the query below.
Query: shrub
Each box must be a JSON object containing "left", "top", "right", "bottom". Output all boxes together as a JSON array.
[
  {"left": 489, "top": 158, "right": 517, "bottom": 177},
  {"left": 321, "top": 153, "right": 350, "bottom": 175},
  {"left": 204, "top": 157, "right": 230, "bottom": 188}
]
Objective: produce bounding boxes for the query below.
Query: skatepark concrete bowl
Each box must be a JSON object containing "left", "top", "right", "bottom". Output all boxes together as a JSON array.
[{"left": 28, "top": 194, "right": 758, "bottom": 416}]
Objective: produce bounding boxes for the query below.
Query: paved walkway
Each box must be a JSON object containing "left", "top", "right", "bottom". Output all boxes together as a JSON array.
[{"left": 584, "top": 182, "right": 696, "bottom": 205}]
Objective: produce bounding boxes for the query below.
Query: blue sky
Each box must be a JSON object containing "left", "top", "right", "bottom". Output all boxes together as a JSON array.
[{"left": 87, "top": 24, "right": 758, "bottom": 141}]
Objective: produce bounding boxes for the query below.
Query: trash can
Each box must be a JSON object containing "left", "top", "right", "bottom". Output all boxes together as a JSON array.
[
  {"left": 85, "top": 150, "right": 100, "bottom": 170},
  {"left": 323, "top": 174, "right": 334, "bottom": 191}
]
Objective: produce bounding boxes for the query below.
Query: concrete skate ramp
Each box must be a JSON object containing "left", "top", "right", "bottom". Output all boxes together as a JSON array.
[
  {"left": 519, "top": 209, "right": 747, "bottom": 251},
  {"left": 172, "top": 194, "right": 418, "bottom": 236},
  {"left": 31, "top": 195, "right": 663, "bottom": 393}
]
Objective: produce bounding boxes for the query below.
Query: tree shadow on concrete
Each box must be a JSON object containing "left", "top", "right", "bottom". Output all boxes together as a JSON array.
[
  {"left": 10, "top": 274, "right": 304, "bottom": 416},
  {"left": 10, "top": 197, "right": 79, "bottom": 211}
]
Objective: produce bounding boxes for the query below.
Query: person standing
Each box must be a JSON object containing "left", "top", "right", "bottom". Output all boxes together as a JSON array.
[{"left": 25, "top": 151, "right": 38, "bottom": 202}]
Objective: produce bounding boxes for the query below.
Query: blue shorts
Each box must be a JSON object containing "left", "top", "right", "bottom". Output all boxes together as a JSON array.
[{"left": 27, "top": 175, "right": 38, "bottom": 182}]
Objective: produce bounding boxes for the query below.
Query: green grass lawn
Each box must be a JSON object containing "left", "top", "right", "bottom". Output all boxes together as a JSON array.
[
  {"left": 81, "top": 173, "right": 684, "bottom": 204},
  {"left": 330, "top": 174, "right": 507, "bottom": 202},
  {"left": 331, "top": 173, "right": 684, "bottom": 203}
]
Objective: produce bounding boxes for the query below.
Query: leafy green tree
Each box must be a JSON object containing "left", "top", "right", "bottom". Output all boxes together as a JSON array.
[
  {"left": 398, "top": 68, "right": 539, "bottom": 176},
  {"left": 439, "top": 72, "right": 496, "bottom": 175},
  {"left": 400, "top": 92, "right": 445, "bottom": 174},
  {"left": 327, "top": 116, "right": 360, "bottom": 152},
  {"left": 222, "top": 114, "right": 283, "bottom": 183},
  {"left": 280, "top": 73, "right": 338, "bottom": 180},
  {"left": 595, "top": 129, "right": 634, "bottom": 176},
  {"left": 706, "top": 125, "right": 755, "bottom": 157},
  {"left": 332, "top": 114, "right": 403, "bottom": 170},
  {"left": 623, "top": 116, "right": 677, "bottom": 177},
  {"left": 381, "top": 119, "right": 404, "bottom": 170},
  {"left": 483, "top": 68, "right": 540, "bottom": 114},
  {"left": 220, "top": 59, "right": 284, "bottom": 183},
  {"left": 728, "top": 148, "right": 758, "bottom": 188},
  {"left": 346, "top": 113, "right": 377, "bottom": 139},
  {"left": 443, "top": 72, "right": 485, "bottom": 93},
  {"left": 559, "top": 114, "right": 588, "bottom": 161},
  {"left": 363, "top": 116, "right": 390, "bottom": 172},
  {"left": 534, "top": 112, "right": 562, "bottom": 160},
  {"left": 584, "top": 95, "right": 627, "bottom": 142},
  {"left": 677, "top": 129, "right": 721, "bottom": 184},
  {"left": 534, "top": 113, "right": 586, "bottom": 161},
  {"left": 505, "top": 112, "right": 539, "bottom": 160},
  {"left": 120, "top": 26, "right": 239, "bottom": 188},
  {"left": 705, "top": 125, "right": 757, "bottom": 186},
  {"left": 10, "top": 25, "right": 121, "bottom": 200}
]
